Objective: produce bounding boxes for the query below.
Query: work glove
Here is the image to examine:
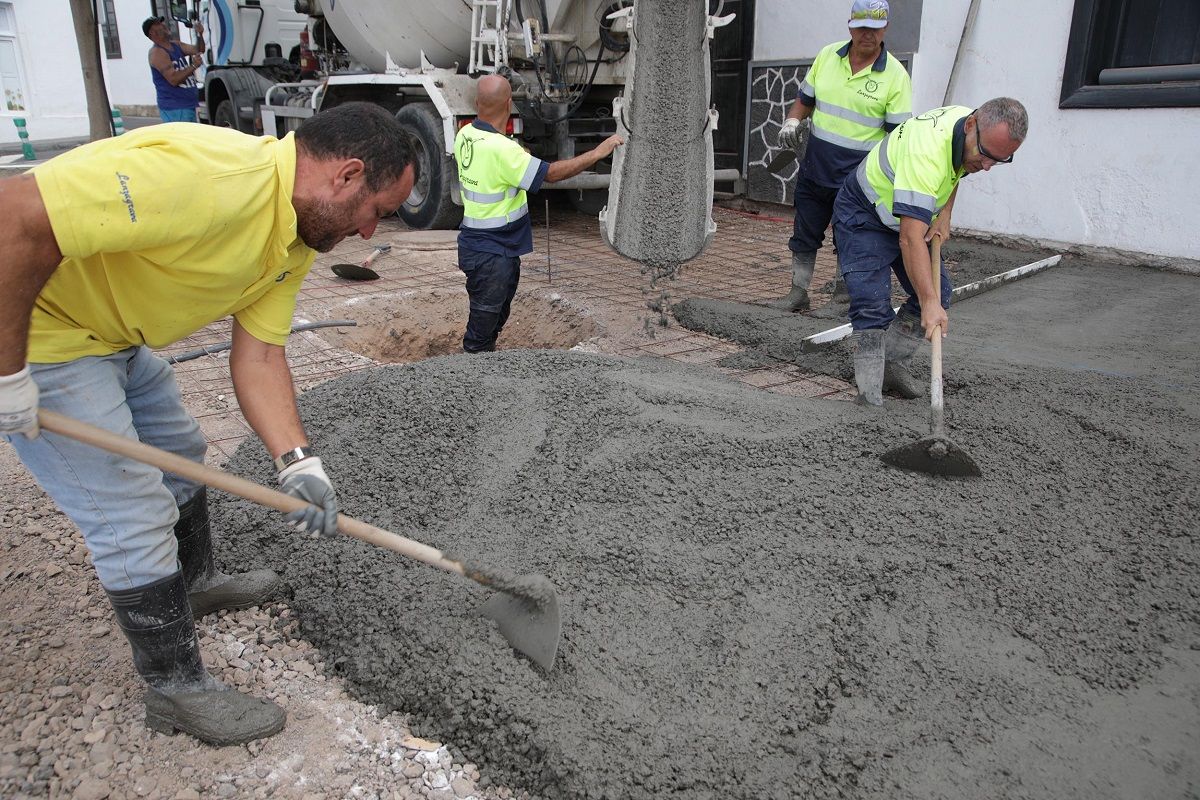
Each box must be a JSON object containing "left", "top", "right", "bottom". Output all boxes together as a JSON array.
[
  {"left": 278, "top": 456, "right": 339, "bottom": 538},
  {"left": 0, "top": 367, "right": 40, "bottom": 438},
  {"left": 778, "top": 117, "right": 802, "bottom": 149}
]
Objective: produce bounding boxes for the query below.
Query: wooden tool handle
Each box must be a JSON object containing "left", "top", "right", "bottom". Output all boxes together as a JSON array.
[
  {"left": 929, "top": 235, "right": 945, "bottom": 436},
  {"left": 362, "top": 244, "right": 391, "bottom": 267},
  {"left": 37, "top": 409, "right": 467, "bottom": 579}
]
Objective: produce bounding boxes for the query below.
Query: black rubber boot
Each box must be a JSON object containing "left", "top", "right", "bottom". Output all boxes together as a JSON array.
[
  {"left": 768, "top": 252, "right": 815, "bottom": 312},
  {"left": 106, "top": 572, "right": 286, "bottom": 746},
  {"left": 175, "top": 488, "right": 283, "bottom": 618},
  {"left": 851, "top": 329, "right": 886, "bottom": 407},
  {"left": 882, "top": 310, "right": 926, "bottom": 399}
]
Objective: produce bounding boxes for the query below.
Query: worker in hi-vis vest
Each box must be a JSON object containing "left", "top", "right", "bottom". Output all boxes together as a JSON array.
[
  {"left": 455, "top": 75, "right": 623, "bottom": 353},
  {"left": 832, "top": 98, "right": 1028, "bottom": 406},
  {"left": 773, "top": 0, "right": 911, "bottom": 313}
]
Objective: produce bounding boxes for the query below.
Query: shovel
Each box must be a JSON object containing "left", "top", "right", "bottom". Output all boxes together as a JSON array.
[
  {"left": 37, "top": 409, "right": 562, "bottom": 671},
  {"left": 331, "top": 243, "right": 391, "bottom": 281},
  {"left": 766, "top": 148, "right": 796, "bottom": 175},
  {"left": 880, "top": 235, "right": 982, "bottom": 478}
]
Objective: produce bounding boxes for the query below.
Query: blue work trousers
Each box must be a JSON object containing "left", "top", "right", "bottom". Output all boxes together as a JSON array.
[
  {"left": 5, "top": 347, "right": 206, "bottom": 590},
  {"left": 458, "top": 247, "right": 521, "bottom": 353},
  {"left": 832, "top": 190, "right": 952, "bottom": 332},
  {"left": 788, "top": 175, "right": 840, "bottom": 256}
]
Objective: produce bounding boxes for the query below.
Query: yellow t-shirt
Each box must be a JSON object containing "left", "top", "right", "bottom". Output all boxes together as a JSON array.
[{"left": 29, "top": 123, "right": 316, "bottom": 362}]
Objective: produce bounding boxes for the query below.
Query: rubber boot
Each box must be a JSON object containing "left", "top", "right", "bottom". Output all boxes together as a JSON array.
[
  {"left": 882, "top": 310, "right": 926, "bottom": 399},
  {"left": 107, "top": 572, "right": 286, "bottom": 746},
  {"left": 175, "top": 488, "right": 283, "bottom": 618},
  {"left": 851, "top": 329, "right": 885, "bottom": 407},
  {"left": 768, "top": 252, "right": 815, "bottom": 312}
]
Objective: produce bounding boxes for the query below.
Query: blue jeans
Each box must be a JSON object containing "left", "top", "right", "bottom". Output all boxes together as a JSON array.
[
  {"left": 159, "top": 108, "right": 197, "bottom": 123},
  {"left": 5, "top": 347, "right": 206, "bottom": 590},
  {"left": 833, "top": 190, "right": 951, "bottom": 332},
  {"left": 788, "top": 175, "right": 840, "bottom": 255},
  {"left": 458, "top": 247, "right": 521, "bottom": 352}
]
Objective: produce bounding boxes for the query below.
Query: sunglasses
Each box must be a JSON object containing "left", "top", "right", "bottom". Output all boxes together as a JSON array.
[{"left": 971, "top": 113, "right": 1014, "bottom": 164}]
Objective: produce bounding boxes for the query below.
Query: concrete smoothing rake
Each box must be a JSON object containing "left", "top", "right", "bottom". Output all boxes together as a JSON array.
[
  {"left": 37, "top": 409, "right": 562, "bottom": 671},
  {"left": 880, "top": 235, "right": 983, "bottom": 478}
]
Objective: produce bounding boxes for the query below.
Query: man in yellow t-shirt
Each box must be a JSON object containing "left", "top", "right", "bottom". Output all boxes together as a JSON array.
[{"left": 0, "top": 102, "right": 416, "bottom": 746}]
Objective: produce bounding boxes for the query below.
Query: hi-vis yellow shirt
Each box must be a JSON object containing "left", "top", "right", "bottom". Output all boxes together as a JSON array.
[{"left": 29, "top": 124, "right": 315, "bottom": 362}]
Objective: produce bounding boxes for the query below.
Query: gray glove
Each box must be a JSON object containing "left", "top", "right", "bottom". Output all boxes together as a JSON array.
[
  {"left": 0, "top": 366, "right": 40, "bottom": 438},
  {"left": 778, "top": 117, "right": 802, "bottom": 149},
  {"left": 278, "top": 456, "right": 339, "bottom": 538}
]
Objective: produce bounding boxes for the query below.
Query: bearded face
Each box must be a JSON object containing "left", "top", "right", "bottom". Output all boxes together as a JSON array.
[{"left": 294, "top": 187, "right": 368, "bottom": 253}]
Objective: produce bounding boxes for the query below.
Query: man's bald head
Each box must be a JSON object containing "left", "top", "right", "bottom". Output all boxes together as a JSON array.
[{"left": 476, "top": 75, "right": 513, "bottom": 118}]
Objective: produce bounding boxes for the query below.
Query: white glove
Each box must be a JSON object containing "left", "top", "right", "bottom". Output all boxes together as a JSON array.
[
  {"left": 0, "top": 367, "right": 40, "bottom": 438},
  {"left": 778, "top": 117, "right": 801, "bottom": 149},
  {"left": 278, "top": 456, "right": 339, "bottom": 538}
]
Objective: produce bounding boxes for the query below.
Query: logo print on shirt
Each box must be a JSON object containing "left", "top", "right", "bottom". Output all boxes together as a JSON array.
[
  {"left": 275, "top": 271, "right": 291, "bottom": 283},
  {"left": 458, "top": 137, "right": 475, "bottom": 169},
  {"left": 116, "top": 173, "right": 137, "bottom": 222},
  {"left": 865, "top": 79, "right": 880, "bottom": 94}
]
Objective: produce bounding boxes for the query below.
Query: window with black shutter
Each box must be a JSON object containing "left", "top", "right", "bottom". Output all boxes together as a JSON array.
[{"left": 1061, "top": 0, "right": 1200, "bottom": 108}]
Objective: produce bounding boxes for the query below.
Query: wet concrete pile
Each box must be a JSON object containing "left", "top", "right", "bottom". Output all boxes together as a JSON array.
[{"left": 211, "top": 261, "right": 1200, "bottom": 797}]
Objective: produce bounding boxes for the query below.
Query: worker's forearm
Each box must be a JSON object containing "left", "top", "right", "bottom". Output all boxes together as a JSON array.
[
  {"left": 229, "top": 323, "right": 309, "bottom": 460},
  {"left": 786, "top": 99, "right": 814, "bottom": 122},
  {"left": 544, "top": 147, "right": 609, "bottom": 184},
  {"left": 899, "top": 223, "right": 936, "bottom": 304},
  {"left": 167, "top": 63, "right": 200, "bottom": 87},
  {"left": 0, "top": 176, "right": 63, "bottom": 374}
]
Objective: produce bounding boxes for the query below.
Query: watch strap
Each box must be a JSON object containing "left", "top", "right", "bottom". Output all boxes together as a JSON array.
[{"left": 274, "top": 446, "right": 313, "bottom": 472}]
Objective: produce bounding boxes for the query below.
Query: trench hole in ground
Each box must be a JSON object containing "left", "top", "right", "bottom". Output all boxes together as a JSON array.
[{"left": 320, "top": 290, "right": 599, "bottom": 363}]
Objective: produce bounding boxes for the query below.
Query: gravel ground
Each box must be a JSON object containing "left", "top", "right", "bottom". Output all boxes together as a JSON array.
[{"left": 0, "top": 449, "right": 522, "bottom": 800}]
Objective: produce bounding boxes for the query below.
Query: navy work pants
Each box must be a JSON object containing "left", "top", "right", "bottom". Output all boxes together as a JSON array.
[
  {"left": 788, "top": 175, "right": 840, "bottom": 256},
  {"left": 458, "top": 247, "right": 521, "bottom": 353},
  {"left": 832, "top": 189, "right": 951, "bottom": 332}
]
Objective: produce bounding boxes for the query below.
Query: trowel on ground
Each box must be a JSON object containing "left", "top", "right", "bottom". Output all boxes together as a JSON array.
[
  {"left": 37, "top": 409, "right": 562, "bottom": 671},
  {"left": 331, "top": 244, "right": 391, "bottom": 281},
  {"left": 880, "top": 235, "right": 982, "bottom": 478}
]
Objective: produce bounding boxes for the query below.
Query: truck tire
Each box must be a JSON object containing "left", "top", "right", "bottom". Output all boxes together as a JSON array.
[
  {"left": 394, "top": 103, "right": 462, "bottom": 230},
  {"left": 214, "top": 99, "right": 239, "bottom": 130}
]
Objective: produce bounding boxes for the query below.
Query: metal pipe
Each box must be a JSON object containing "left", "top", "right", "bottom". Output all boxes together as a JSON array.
[
  {"left": 1098, "top": 64, "right": 1200, "bottom": 85},
  {"left": 802, "top": 255, "right": 1062, "bottom": 350}
]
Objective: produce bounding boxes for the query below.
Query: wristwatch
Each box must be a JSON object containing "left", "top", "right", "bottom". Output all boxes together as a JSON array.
[{"left": 274, "top": 446, "right": 313, "bottom": 472}]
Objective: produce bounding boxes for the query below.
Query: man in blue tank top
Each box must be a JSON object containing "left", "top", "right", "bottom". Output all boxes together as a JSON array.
[{"left": 143, "top": 16, "right": 205, "bottom": 123}]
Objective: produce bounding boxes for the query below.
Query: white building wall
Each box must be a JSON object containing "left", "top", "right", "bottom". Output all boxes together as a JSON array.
[
  {"left": 755, "top": 0, "right": 1200, "bottom": 261},
  {"left": 100, "top": 0, "right": 163, "bottom": 111},
  {"left": 0, "top": 1, "right": 89, "bottom": 143}
]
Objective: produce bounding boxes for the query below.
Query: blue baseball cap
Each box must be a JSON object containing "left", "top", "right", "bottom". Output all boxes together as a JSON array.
[{"left": 849, "top": 0, "right": 889, "bottom": 28}]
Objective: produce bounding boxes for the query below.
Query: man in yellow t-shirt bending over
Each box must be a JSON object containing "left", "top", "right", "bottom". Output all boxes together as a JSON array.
[{"left": 0, "top": 102, "right": 416, "bottom": 746}]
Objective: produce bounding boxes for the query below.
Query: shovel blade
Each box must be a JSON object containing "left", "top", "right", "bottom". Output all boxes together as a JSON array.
[
  {"left": 881, "top": 434, "right": 981, "bottom": 478},
  {"left": 478, "top": 575, "right": 561, "bottom": 672},
  {"left": 766, "top": 149, "right": 796, "bottom": 175},
  {"left": 331, "top": 263, "right": 381, "bottom": 281}
]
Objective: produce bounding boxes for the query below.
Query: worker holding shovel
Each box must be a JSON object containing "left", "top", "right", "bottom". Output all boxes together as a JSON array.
[
  {"left": 771, "top": 0, "right": 912, "bottom": 312},
  {"left": 0, "top": 103, "right": 416, "bottom": 746},
  {"left": 831, "top": 97, "right": 1028, "bottom": 406}
]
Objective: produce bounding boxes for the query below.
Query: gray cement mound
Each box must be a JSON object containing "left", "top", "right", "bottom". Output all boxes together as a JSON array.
[{"left": 211, "top": 268, "right": 1200, "bottom": 798}]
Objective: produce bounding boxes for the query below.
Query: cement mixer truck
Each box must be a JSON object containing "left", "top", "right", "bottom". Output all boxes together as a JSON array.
[{"left": 244, "top": 0, "right": 737, "bottom": 236}]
